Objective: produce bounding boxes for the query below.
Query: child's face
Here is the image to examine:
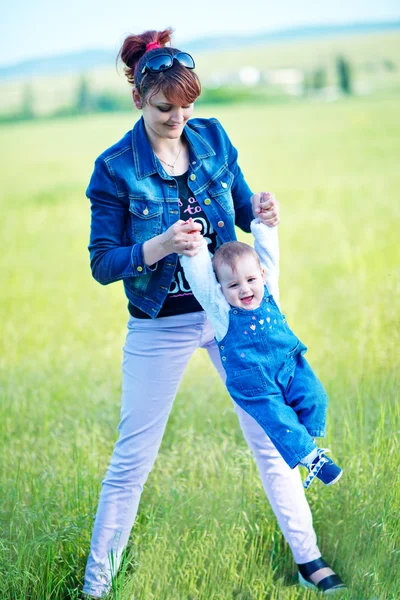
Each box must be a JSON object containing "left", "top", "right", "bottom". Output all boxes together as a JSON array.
[{"left": 217, "top": 254, "right": 265, "bottom": 310}]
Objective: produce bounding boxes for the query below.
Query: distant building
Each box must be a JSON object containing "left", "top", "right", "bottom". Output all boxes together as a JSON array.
[
  {"left": 238, "top": 67, "right": 261, "bottom": 86},
  {"left": 205, "top": 66, "right": 305, "bottom": 96},
  {"left": 263, "top": 68, "right": 304, "bottom": 95}
]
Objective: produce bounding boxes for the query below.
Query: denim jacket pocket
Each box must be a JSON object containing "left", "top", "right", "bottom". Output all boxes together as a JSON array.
[
  {"left": 129, "top": 198, "right": 163, "bottom": 243},
  {"left": 206, "top": 166, "right": 235, "bottom": 215},
  {"left": 228, "top": 365, "right": 266, "bottom": 399}
]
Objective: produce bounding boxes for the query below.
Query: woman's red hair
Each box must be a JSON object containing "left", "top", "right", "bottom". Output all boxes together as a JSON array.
[{"left": 117, "top": 28, "right": 201, "bottom": 106}]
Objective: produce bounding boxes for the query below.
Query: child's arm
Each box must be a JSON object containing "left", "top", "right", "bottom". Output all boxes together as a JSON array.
[
  {"left": 180, "top": 240, "right": 230, "bottom": 341},
  {"left": 250, "top": 219, "right": 281, "bottom": 308}
]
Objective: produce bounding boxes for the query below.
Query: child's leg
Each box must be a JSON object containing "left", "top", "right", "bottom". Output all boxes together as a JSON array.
[
  {"left": 281, "top": 356, "right": 342, "bottom": 488},
  {"left": 214, "top": 363, "right": 318, "bottom": 468},
  {"left": 281, "top": 354, "right": 328, "bottom": 438},
  {"left": 203, "top": 333, "right": 322, "bottom": 565},
  {"left": 231, "top": 393, "right": 317, "bottom": 469}
]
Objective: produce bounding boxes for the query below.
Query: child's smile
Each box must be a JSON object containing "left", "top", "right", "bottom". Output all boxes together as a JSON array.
[
  {"left": 240, "top": 294, "right": 255, "bottom": 306},
  {"left": 216, "top": 255, "right": 265, "bottom": 310}
]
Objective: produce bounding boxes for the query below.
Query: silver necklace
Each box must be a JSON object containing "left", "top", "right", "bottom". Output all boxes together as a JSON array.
[{"left": 157, "top": 144, "right": 183, "bottom": 174}]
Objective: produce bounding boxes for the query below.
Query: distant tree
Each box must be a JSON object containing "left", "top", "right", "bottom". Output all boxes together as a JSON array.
[
  {"left": 313, "top": 66, "right": 327, "bottom": 91},
  {"left": 336, "top": 56, "right": 352, "bottom": 95},
  {"left": 383, "top": 59, "right": 396, "bottom": 72},
  {"left": 95, "top": 91, "right": 131, "bottom": 112},
  {"left": 302, "top": 70, "right": 312, "bottom": 96},
  {"left": 76, "top": 76, "right": 93, "bottom": 113},
  {"left": 21, "top": 84, "right": 34, "bottom": 119},
  {"left": 198, "top": 85, "right": 264, "bottom": 105},
  {"left": 75, "top": 79, "right": 131, "bottom": 114}
]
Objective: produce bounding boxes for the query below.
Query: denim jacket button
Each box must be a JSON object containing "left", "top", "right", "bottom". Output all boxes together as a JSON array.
[
  {"left": 143, "top": 207, "right": 149, "bottom": 215},
  {"left": 204, "top": 198, "right": 211, "bottom": 205},
  {"left": 221, "top": 182, "right": 227, "bottom": 188},
  {"left": 217, "top": 220, "right": 224, "bottom": 228},
  {"left": 220, "top": 345, "right": 224, "bottom": 350},
  {"left": 222, "top": 356, "right": 226, "bottom": 361},
  {"left": 233, "top": 310, "right": 238, "bottom": 315},
  {"left": 137, "top": 266, "right": 143, "bottom": 272},
  {"left": 189, "top": 174, "right": 196, "bottom": 181}
]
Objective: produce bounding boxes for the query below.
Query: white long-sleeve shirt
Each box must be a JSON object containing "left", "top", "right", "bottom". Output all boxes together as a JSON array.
[{"left": 181, "top": 219, "right": 280, "bottom": 341}]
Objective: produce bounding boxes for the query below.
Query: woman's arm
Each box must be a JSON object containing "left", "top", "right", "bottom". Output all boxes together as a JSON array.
[
  {"left": 88, "top": 159, "right": 202, "bottom": 285},
  {"left": 143, "top": 220, "right": 202, "bottom": 266},
  {"left": 88, "top": 159, "right": 150, "bottom": 285}
]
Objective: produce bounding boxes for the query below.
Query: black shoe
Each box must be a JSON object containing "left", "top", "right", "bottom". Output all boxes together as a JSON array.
[{"left": 298, "top": 557, "right": 347, "bottom": 594}]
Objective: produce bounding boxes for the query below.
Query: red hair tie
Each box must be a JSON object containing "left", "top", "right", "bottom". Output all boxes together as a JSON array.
[{"left": 145, "top": 41, "right": 161, "bottom": 52}]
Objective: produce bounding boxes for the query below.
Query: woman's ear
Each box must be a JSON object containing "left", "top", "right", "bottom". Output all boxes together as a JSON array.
[{"left": 132, "top": 88, "right": 143, "bottom": 110}]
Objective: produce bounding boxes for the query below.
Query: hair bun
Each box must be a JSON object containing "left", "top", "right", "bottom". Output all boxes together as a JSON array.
[{"left": 118, "top": 27, "right": 174, "bottom": 85}]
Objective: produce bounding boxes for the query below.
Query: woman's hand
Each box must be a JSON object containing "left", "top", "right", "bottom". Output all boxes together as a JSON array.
[
  {"left": 251, "top": 192, "right": 280, "bottom": 226},
  {"left": 143, "top": 219, "right": 203, "bottom": 266},
  {"left": 160, "top": 219, "right": 203, "bottom": 256}
]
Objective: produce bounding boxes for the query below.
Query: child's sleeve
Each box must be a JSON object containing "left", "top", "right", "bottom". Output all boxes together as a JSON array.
[
  {"left": 250, "top": 219, "right": 281, "bottom": 308},
  {"left": 180, "top": 241, "right": 230, "bottom": 341}
]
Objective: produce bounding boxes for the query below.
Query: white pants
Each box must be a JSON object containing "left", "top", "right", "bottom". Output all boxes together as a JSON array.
[{"left": 83, "top": 312, "right": 320, "bottom": 597}]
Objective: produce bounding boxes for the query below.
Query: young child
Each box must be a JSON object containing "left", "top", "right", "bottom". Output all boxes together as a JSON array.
[{"left": 181, "top": 217, "right": 342, "bottom": 489}]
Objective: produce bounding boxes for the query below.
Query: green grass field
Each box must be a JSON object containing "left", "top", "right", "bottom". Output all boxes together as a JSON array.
[{"left": 1, "top": 93, "right": 399, "bottom": 599}]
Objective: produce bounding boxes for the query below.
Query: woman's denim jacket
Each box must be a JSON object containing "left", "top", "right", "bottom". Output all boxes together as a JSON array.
[{"left": 87, "top": 116, "right": 254, "bottom": 318}]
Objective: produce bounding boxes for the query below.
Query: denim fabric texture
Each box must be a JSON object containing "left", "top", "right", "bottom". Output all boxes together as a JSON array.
[
  {"left": 87, "top": 116, "right": 254, "bottom": 318},
  {"left": 219, "top": 289, "right": 328, "bottom": 468}
]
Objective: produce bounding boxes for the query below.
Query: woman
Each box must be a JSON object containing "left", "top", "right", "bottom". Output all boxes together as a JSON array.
[{"left": 83, "top": 27, "right": 345, "bottom": 597}]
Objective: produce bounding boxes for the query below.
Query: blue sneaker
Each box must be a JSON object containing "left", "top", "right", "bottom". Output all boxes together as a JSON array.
[{"left": 303, "top": 449, "right": 342, "bottom": 490}]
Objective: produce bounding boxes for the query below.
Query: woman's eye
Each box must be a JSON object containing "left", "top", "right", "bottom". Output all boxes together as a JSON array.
[{"left": 158, "top": 107, "right": 171, "bottom": 112}]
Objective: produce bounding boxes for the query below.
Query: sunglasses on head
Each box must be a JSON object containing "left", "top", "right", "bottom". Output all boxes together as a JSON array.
[{"left": 141, "top": 52, "right": 195, "bottom": 75}]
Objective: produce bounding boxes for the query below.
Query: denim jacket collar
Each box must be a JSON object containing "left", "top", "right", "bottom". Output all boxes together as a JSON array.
[{"left": 131, "top": 117, "right": 216, "bottom": 180}]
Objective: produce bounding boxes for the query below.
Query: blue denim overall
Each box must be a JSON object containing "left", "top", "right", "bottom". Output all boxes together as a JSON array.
[{"left": 218, "top": 289, "right": 328, "bottom": 468}]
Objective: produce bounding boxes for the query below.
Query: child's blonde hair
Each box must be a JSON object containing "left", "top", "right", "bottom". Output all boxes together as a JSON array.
[{"left": 212, "top": 242, "right": 261, "bottom": 281}]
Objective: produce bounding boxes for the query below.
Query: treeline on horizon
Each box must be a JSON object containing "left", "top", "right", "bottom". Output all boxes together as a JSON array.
[{"left": 0, "top": 54, "right": 395, "bottom": 124}]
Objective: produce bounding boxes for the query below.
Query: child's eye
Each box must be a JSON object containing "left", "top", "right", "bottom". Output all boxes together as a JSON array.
[
  {"left": 229, "top": 283, "right": 238, "bottom": 289},
  {"left": 248, "top": 277, "right": 256, "bottom": 282}
]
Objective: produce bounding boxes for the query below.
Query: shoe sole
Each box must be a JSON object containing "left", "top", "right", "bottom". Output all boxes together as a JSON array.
[
  {"left": 324, "top": 470, "right": 343, "bottom": 486},
  {"left": 298, "top": 572, "right": 347, "bottom": 594}
]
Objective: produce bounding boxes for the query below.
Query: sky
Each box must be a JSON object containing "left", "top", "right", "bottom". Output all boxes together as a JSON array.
[{"left": 1, "top": 0, "right": 399, "bottom": 67}]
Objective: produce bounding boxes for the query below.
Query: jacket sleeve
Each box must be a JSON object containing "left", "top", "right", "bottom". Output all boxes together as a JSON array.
[
  {"left": 216, "top": 121, "right": 254, "bottom": 234},
  {"left": 87, "top": 158, "right": 156, "bottom": 285},
  {"left": 250, "top": 219, "right": 281, "bottom": 308},
  {"left": 180, "top": 241, "right": 230, "bottom": 341}
]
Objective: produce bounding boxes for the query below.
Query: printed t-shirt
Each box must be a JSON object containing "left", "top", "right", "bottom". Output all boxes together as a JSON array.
[{"left": 129, "top": 172, "right": 218, "bottom": 318}]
